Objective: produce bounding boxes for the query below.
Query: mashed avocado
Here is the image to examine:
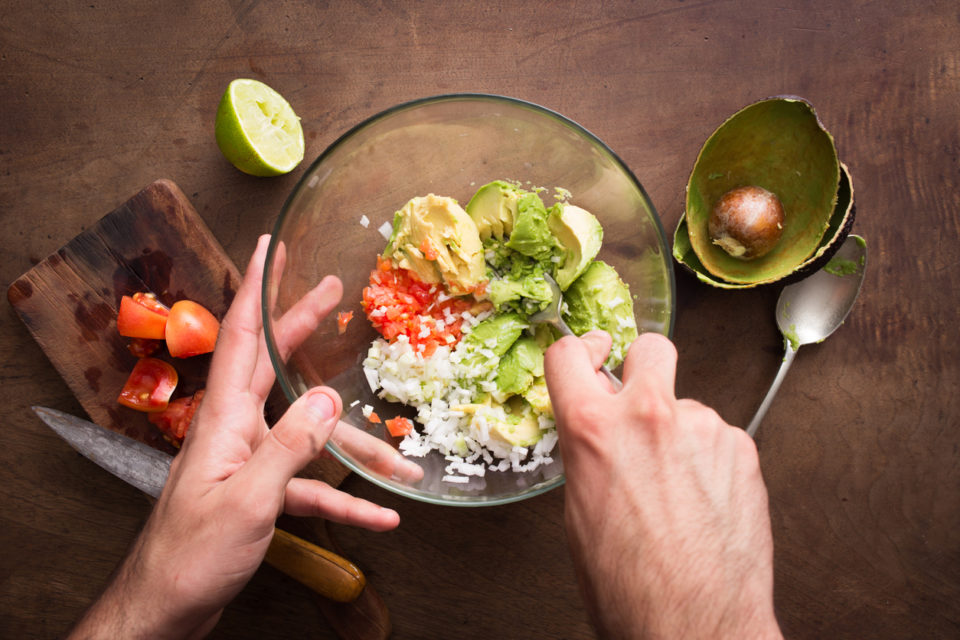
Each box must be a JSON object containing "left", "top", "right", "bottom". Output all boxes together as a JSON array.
[
  {"left": 504, "top": 191, "right": 558, "bottom": 262},
  {"left": 563, "top": 260, "right": 638, "bottom": 368},
  {"left": 384, "top": 194, "right": 486, "bottom": 294}
]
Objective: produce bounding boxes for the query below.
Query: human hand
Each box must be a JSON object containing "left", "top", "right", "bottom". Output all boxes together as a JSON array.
[
  {"left": 545, "top": 331, "right": 781, "bottom": 640},
  {"left": 70, "top": 235, "right": 404, "bottom": 639}
]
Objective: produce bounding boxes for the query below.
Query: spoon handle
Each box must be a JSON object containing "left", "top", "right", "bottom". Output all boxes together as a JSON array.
[{"left": 746, "top": 345, "right": 797, "bottom": 438}]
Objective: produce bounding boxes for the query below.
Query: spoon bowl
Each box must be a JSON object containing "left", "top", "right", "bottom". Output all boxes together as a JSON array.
[{"left": 746, "top": 235, "right": 867, "bottom": 437}]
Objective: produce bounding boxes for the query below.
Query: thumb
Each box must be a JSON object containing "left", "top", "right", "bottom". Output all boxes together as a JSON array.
[{"left": 234, "top": 388, "right": 341, "bottom": 506}]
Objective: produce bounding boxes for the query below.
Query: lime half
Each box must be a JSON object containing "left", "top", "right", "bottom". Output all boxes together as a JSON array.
[{"left": 215, "top": 79, "right": 304, "bottom": 177}]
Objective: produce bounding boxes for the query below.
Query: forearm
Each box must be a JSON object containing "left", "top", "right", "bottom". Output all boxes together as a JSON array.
[{"left": 67, "top": 531, "right": 213, "bottom": 640}]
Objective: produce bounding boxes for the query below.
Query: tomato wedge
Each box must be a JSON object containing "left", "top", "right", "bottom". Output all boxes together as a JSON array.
[
  {"left": 117, "top": 293, "right": 170, "bottom": 340},
  {"left": 165, "top": 300, "right": 220, "bottom": 358},
  {"left": 117, "top": 358, "right": 178, "bottom": 412},
  {"left": 149, "top": 389, "right": 204, "bottom": 446}
]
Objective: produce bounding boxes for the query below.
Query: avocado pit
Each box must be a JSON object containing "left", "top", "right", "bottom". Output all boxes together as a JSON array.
[{"left": 708, "top": 185, "right": 785, "bottom": 260}]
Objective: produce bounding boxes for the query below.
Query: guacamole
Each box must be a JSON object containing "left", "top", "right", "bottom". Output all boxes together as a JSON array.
[{"left": 364, "top": 179, "right": 640, "bottom": 475}]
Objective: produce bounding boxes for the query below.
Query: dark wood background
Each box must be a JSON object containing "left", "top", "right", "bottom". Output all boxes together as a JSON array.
[{"left": 2, "top": 1, "right": 957, "bottom": 638}]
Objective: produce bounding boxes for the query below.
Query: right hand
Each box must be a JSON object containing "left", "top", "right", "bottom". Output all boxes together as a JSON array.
[{"left": 545, "top": 331, "right": 782, "bottom": 640}]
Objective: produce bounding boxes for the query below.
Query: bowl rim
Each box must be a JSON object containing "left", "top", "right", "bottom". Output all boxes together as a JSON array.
[{"left": 263, "top": 92, "right": 676, "bottom": 506}]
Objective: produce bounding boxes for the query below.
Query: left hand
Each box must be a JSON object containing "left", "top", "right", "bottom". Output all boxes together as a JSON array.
[{"left": 70, "top": 235, "right": 405, "bottom": 639}]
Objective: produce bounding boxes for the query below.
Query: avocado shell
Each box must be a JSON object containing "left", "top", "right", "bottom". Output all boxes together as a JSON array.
[
  {"left": 674, "top": 162, "right": 855, "bottom": 289},
  {"left": 674, "top": 97, "right": 845, "bottom": 288}
]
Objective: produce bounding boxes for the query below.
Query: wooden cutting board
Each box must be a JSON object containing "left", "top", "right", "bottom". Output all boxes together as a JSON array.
[{"left": 8, "top": 179, "right": 350, "bottom": 487}]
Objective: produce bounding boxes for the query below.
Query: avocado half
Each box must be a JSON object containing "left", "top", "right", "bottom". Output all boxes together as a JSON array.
[{"left": 673, "top": 97, "right": 854, "bottom": 288}]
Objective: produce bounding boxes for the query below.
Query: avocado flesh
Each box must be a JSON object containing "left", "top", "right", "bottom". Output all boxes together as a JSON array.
[
  {"left": 523, "top": 376, "right": 553, "bottom": 418},
  {"left": 496, "top": 336, "right": 545, "bottom": 396},
  {"left": 548, "top": 203, "right": 604, "bottom": 290},
  {"left": 488, "top": 274, "right": 553, "bottom": 313},
  {"left": 465, "top": 180, "right": 522, "bottom": 241},
  {"left": 563, "top": 260, "right": 638, "bottom": 368},
  {"left": 454, "top": 396, "right": 544, "bottom": 448},
  {"left": 487, "top": 402, "right": 543, "bottom": 448},
  {"left": 504, "top": 192, "right": 558, "bottom": 262},
  {"left": 384, "top": 194, "right": 485, "bottom": 294},
  {"left": 485, "top": 243, "right": 554, "bottom": 314},
  {"left": 684, "top": 97, "right": 841, "bottom": 285},
  {"left": 461, "top": 312, "right": 527, "bottom": 359}
]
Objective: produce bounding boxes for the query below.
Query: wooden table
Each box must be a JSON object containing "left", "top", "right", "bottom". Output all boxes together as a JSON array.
[{"left": 2, "top": 2, "right": 957, "bottom": 638}]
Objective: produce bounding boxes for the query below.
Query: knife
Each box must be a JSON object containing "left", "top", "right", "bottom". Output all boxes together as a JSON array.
[{"left": 32, "top": 405, "right": 366, "bottom": 603}]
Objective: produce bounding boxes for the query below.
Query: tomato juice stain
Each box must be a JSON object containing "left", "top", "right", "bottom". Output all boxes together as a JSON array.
[
  {"left": 111, "top": 249, "right": 173, "bottom": 302},
  {"left": 84, "top": 366, "right": 102, "bottom": 392},
  {"left": 70, "top": 292, "right": 113, "bottom": 342}
]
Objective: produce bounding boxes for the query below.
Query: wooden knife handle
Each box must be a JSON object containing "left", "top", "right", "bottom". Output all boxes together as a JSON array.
[{"left": 265, "top": 527, "right": 366, "bottom": 603}]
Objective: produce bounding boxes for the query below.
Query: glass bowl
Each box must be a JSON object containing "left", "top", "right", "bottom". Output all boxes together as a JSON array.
[{"left": 263, "top": 94, "right": 675, "bottom": 506}]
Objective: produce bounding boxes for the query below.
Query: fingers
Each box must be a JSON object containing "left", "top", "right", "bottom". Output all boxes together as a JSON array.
[
  {"left": 622, "top": 333, "right": 678, "bottom": 399},
  {"left": 330, "top": 420, "right": 424, "bottom": 484},
  {"left": 284, "top": 478, "right": 400, "bottom": 531},
  {"left": 250, "top": 275, "right": 344, "bottom": 400},
  {"left": 231, "top": 387, "right": 342, "bottom": 507},
  {"left": 580, "top": 330, "right": 613, "bottom": 371},
  {"left": 207, "top": 234, "right": 271, "bottom": 397},
  {"left": 544, "top": 331, "right": 613, "bottom": 407}
]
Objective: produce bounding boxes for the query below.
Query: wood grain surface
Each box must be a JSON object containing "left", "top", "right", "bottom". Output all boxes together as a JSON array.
[
  {"left": 8, "top": 179, "right": 239, "bottom": 451},
  {"left": 1, "top": 2, "right": 958, "bottom": 639}
]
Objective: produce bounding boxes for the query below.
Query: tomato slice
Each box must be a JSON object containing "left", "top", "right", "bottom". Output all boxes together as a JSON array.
[
  {"left": 165, "top": 300, "right": 220, "bottom": 358},
  {"left": 385, "top": 416, "right": 413, "bottom": 437},
  {"left": 117, "top": 358, "right": 178, "bottom": 412},
  {"left": 149, "top": 389, "right": 204, "bottom": 446},
  {"left": 117, "top": 293, "right": 170, "bottom": 340}
]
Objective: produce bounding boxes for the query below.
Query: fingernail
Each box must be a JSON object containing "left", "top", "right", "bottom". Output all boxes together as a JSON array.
[{"left": 307, "top": 392, "right": 336, "bottom": 421}]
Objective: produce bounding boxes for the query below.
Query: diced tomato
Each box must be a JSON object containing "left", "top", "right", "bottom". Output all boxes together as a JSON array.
[
  {"left": 127, "top": 337, "right": 162, "bottom": 358},
  {"left": 361, "top": 257, "right": 481, "bottom": 354},
  {"left": 337, "top": 310, "right": 354, "bottom": 335},
  {"left": 149, "top": 389, "right": 204, "bottom": 446},
  {"left": 165, "top": 300, "right": 220, "bottom": 358},
  {"left": 385, "top": 416, "right": 413, "bottom": 437},
  {"left": 118, "top": 358, "right": 178, "bottom": 412},
  {"left": 419, "top": 238, "right": 438, "bottom": 261},
  {"left": 117, "top": 292, "right": 170, "bottom": 340},
  {"left": 368, "top": 411, "right": 381, "bottom": 424}
]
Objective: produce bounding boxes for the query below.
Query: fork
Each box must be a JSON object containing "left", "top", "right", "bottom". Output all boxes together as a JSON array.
[{"left": 529, "top": 273, "right": 623, "bottom": 390}]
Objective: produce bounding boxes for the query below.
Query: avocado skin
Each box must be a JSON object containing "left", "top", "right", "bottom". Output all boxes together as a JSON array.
[
  {"left": 674, "top": 161, "right": 855, "bottom": 289},
  {"left": 680, "top": 97, "right": 844, "bottom": 287}
]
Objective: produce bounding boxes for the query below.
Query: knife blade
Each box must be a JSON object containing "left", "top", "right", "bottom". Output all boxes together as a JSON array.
[{"left": 32, "top": 405, "right": 366, "bottom": 603}]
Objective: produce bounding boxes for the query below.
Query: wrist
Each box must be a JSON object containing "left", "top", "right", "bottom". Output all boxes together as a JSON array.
[{"left": 68, "top": 529, "right": 212, "bottom": 640}]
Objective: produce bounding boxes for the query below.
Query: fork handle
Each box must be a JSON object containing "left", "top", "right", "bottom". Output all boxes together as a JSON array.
[{"left": 554, "top": 323, "right": 623, "bottom": 390}]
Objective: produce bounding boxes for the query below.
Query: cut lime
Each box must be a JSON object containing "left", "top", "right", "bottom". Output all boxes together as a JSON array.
[{"left": 214, "top": 79, "right": 304, "bottom": 177}]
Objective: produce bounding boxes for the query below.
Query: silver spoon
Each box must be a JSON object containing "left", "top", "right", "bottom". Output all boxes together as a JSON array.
[
  {"left": 746, "top": 234, "right": 867, "bottom": 438},
  {"left": 530, "top": 273, "right": 623, "bottom": 390}
]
